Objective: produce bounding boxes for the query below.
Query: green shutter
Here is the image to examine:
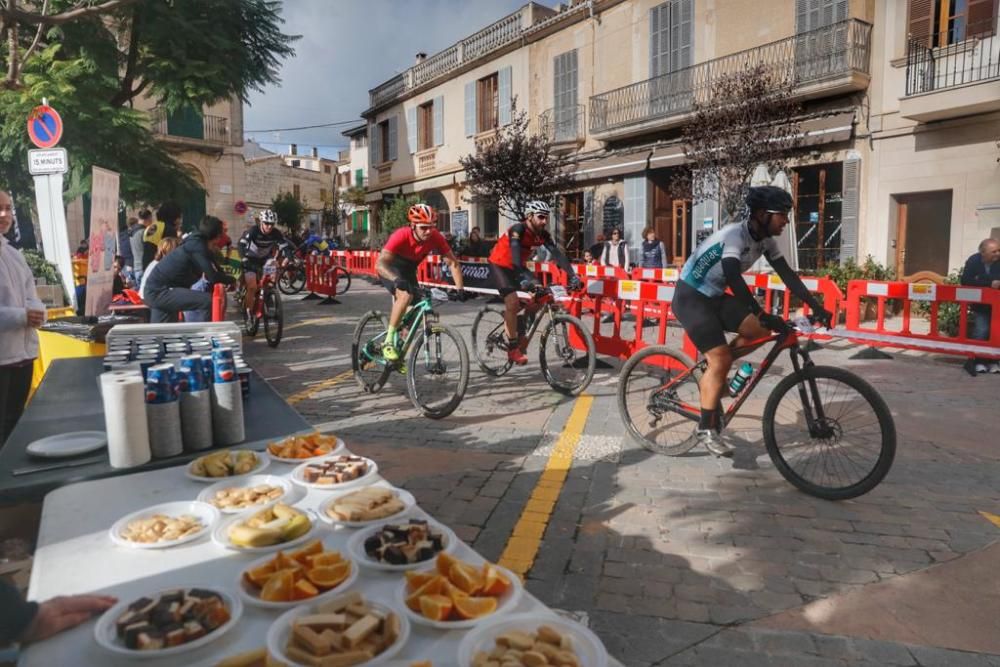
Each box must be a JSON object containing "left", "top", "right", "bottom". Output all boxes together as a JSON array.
[
  {"left": 167, "top": 106, "right": 205, "bottom": 139},
  {"left": 355, "top": 169, "right": 363, "bottom": 187},
  {"left": 362, "top": 211, "right": 369, "bottom": 233}
]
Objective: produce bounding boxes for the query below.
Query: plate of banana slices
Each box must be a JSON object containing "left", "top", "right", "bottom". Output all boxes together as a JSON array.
[{"left": 187, "top": 450, "right": 269, "bottom": 482}]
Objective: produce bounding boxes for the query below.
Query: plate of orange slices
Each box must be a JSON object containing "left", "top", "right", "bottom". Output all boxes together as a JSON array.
[
  {"left": 238, "top": 539, "right": 357, "bottom": 610},
  {"left": 395, "top": 552, "right": 522, "bottom": 630}
]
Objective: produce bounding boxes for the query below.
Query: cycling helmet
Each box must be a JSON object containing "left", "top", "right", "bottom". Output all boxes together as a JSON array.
[
  {"left": 745, "top": 186, "right": 793, "bottom": 213},
  {"left": 407, "top": 203, "right": 438, "bottom": 225},
  {"left": 259, "top": 209, "right": 278, "bottom": 225},
  {"left": 524, "top": 200, "right": 551, "bottom": 216}
]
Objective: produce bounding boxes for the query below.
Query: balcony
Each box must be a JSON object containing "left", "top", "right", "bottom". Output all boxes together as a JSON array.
[
  {"left": 538, "top": 104, "right": 585, "bottom": 151},
  {"left": 417, "top": 148, "right": 437, "bottom": 175},
  {"left": 474, "top": 128, "right": 500, "bottom": 152},
  {"left": 150, "top": 108, "right": 229, "bottom": 150},
  {"left": 901, "top": 19, "right": 1000, "bottom": 122},
  {"left": 589, "top": 18, "right": 872, "bottom": 141},
  {"left": 376, "top": 163, "right": 392, "bottom": 185}
]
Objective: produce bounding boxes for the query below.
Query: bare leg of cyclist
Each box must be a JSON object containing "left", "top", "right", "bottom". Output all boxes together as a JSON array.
[
  {"left": 730, "top": 313, "right": 772, "bottom": 358},
  {"left": 244, "top": 273, "right": 258, "bottom": 315},
  {"left": 697, "top": 344, "right": 735, "bottom": 457},
  {"left": 383, "top": 288, "right": 412, "bottom": 362},
  {"left": 502, "top": 292, "right": 528, "bottom": 365}
]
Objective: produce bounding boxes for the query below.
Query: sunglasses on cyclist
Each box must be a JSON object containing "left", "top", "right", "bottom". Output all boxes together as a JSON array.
[
  {"left": 414, "top": 224, "right": 436, "bottom": 232},
  {"left": 260, "top": 221, "right": 274, "bottom": 226},
  {"left": 533, "top": 214, "right": 549, "bottom": 220}
]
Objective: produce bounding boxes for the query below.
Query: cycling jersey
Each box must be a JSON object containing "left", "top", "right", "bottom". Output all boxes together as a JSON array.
[
  {"left": 382, "top": 226, "right": 450, "bottom": 264},
  {"left": 680, "top": 221, "right": 781, "bottom": 298},
  {"left": 239, "top": 225, "right": 288, "bottom": 261},
  {"left": 489, "top": 223, "right": 554, "bottom": 269}
]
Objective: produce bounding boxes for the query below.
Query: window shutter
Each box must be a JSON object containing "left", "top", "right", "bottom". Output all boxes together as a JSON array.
[
  {"left": 433, "top": 96, "right": 444, "bottom": 146},
  {"left": 369, "top": 123, "right": 379, "bottom": 165},
  {"left": 388, "top": 114, "right": 398, "bottom": 161},
  {"left": 650, "top": 3, "right": 665, "bottom": 77},
  {"left": 907, "top": 0, "right": 934, "bottom": 45},
  {"left": 406, "top": 107, "right": 417, "bottom": 155},
  {"left": 670, "top": 0, "right": 693, "bottom": 70},
  {"left": 795, "top": 0, "right": 810, "bottom": 33},
  {"left": 968, "top": 0, "right": 998, "bottom": 38},
  {"left": 464, "top": 81, "right": 476, "bottom": 137},
  {"left": 840, "top": 156, "right": 860, "bottom": 262},
  {"left": 498, "top": 66, "right": 512, "bottom": 126}
]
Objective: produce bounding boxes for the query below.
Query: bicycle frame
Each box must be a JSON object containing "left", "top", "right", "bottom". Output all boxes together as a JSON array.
[
  {"left": 252, "top": 260, "right": 278, "bottom": 318},
  {"left": 361, "top": 295, "right": 437, "bottom": 367}
]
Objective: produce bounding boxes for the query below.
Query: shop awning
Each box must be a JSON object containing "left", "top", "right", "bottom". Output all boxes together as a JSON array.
[
  {"left": 571, "top": 150, "right": 652, "bottom": 180},
  {"left": 798, "top": 110, "right": 855, "bottom": 146}
]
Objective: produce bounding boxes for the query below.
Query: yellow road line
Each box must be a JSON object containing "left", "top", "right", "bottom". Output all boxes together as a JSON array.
[
  {"left": 980, "top": 511, "right": 1000, "bottom": 529},
  {"left": 283, "top": 316, "right": 337, "bottom": 333},
  {"left": 286, "top": 370, "right": 353, "bottom": 405},
  {"left": 498, "top": 395, "right": 594, "bottom": 577}
]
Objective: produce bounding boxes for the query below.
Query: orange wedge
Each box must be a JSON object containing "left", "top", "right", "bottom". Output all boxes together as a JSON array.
[
  {"left": 436, "top": 552, "right": 460, "bottom": 577},
  {"left": 244, "top": 563, "right": 277, "bottom": 588},
  {"left": 406, "top": 575, "right": 446, "bottom": 611},
  {"left": 449, "top": 562, "right": 484, "bottom": 595},
  {"left": 289, "top": 539, "right": 324, "bottom": 564},
  {"left": 260, "top": 569, "right": 295, "bottom": 602},
  {"left": 307, "top": 552, "right": 343, "bottom": 568},
  {"left": 418, "top": 594, "right": 454, "bottom": 621},
  {"left": 273, "top": 551, "right": 298, "bottom": 571},
  {"left": 481, "top": 564, "right": 512, "bottom": 596},
  {"left": 291, "top": 579, "right": 319, "bottom": 600},
  {"left": 441, "top": 578, "right": 470, "bottom": 603},
  {"left": 453, "top": 595, "right": 498, "bottom": 620},
  {"left": 306, "top": 561, "right": 351, "bottom": 590},
  {"left": 405, "top": 570, "right": 438, "bottom": 590}
]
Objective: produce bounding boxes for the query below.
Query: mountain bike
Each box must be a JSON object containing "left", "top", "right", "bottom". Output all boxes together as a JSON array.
[
  {"left": 352, "top": 288, "right": 469, "bottom": 419},
  {"left": 617, "top": 317, "right": 895, "bottom": 500},
  {"left": 237, "top": 257, "right": 283, "bottom": 348},
  {"left": 471, "top": 285, "right": 596, "bottom": 395}
]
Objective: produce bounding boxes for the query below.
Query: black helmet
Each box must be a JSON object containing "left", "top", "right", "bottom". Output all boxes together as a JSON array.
[{"left": 746, "top": 185, "right": 793, "bottom": 213}]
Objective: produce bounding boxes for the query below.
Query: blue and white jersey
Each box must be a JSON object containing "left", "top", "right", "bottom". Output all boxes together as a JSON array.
[{"left": 680, "top": 222, "right": 782, "bottom": 298}]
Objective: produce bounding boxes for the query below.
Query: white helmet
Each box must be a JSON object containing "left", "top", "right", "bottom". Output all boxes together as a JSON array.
[
  {"left": 259, "top": 209, "right": 278, "bottom": 225},
  {"left": 524, "top": 200, "right": 551, "bottom": 216}
]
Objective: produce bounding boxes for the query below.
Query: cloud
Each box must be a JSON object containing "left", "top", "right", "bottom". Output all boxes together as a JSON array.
[{"left": 245, "top": 0, "right": 529, "bottom": 157}]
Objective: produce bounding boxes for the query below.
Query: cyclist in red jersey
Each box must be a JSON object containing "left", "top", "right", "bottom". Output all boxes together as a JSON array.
[
  {"left": 488, "top": 200, "right": 581, "bottom": 365},
  {"left": 376, "top": 203, "right": 465, "bottom": 361}
]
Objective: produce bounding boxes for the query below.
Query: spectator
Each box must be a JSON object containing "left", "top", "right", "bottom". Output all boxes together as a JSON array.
[
  {"left": 142, "top": 216, "right": 235, "bottom": 323},
  {"left": 73, "top": 239, "right": 88, "bottom": 258},
  {"left": 131, "top": 209, "right": 153, "bottom": 283},
  {"left": 465, "top": 227, "right": 487, "bottom": 257},
  {"left": 589, "top": 234, "right": 606, "bottom": 263},
  {"left": 961, "top": 237, "right": 1000, "bottom": 375},
  {"left": 111, "top": 255, "right": 126, "bottom": 295},
  {"left": 138, "top": 237, "right": 180, "bottom": 302},
  {"left": 600, "top": 228, "right": 631, "bottom": 272},
  {"left": 582, "top": 249, "right": 596, "bottom": 264},
  {"left": 117, "top": 218, "right": 136, "bottom": 276},
  {"left": 1, "top": 579, "right": 116, "bottom": 645},
  {"left": 0, "top": 190, "right": 46, "bottom": 444},
  {"left": 640, "top": 227, "right": 668, "bottom": 269},
  {"left": 143, "top": 202, "right": 181, "bottom": 273}
]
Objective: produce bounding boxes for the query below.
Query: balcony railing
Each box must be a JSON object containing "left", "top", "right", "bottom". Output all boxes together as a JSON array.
[
  {"left": 905, "top": 19, "right": 1000, "bottom": 95},
  {"left": 590, "top": 18, "right": 872, "bottom": 135},
  {"left": 417, "top": 148, "right": 437, "bottom": 174},
  {"left": 150, "top": 108, "right": 228, "bottom": 145},
  {"left": 370, "top": 74, "right": 406, "bottom": 109},
  {"left": 538, "top": 104, "right": 585, "bottom": 144}
]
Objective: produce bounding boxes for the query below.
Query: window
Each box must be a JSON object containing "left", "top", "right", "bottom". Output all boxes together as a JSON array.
[
  {"left": 324, "top": 165, "right": 332, "bottom": 174},
  {"left": 481, "top": 201, "right": 500, "bottom": 238},
  {"left": 418, "top": 101, "right": 434, "bottom": 151},
  {"left": 909, "top": 0, "right": 997, "bottom": 47},
  {"left": 649, "top": 0, "right": 693, "bottom": 114},
  {"left": 477, "top": 73, "right": 499, "bottom": 133},
  {"left": 378, "top": 120, "right": 390, "bottom": 162},
  {"left": 293, "top": 184, "right": 301, "bottom": 200},
  {"left": 553, "top": 50, "right": 579, "bottom": 141}
]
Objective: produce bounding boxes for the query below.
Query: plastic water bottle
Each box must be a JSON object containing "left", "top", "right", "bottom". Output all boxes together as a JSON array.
[{"left": 729, "top": 362, "right": 754, "bottom": 396}]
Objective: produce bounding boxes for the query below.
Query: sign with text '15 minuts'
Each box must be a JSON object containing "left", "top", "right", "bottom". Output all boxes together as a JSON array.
[{"left": 28, "top": 148, "right": 68, "bottom": 175}]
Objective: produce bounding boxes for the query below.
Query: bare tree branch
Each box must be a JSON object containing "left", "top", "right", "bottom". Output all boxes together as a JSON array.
[
  {"left": 2, "top": 0, "right": 139, "bottom": 26},
  {"left": 19, "top": 0, "right": 48, "bottom": 69}
]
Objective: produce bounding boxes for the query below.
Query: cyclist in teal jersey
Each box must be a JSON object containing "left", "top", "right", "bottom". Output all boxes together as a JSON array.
[{"left": 673, "top": 186, "right": 833, "bottom": 457}]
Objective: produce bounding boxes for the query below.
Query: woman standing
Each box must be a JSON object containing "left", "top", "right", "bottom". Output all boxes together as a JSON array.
[
  {"left": 600, "top": 228, "right": 631, "bottom": 272},
  {"left": 0, "top": 190, "right": 46, "bottom": 443},
  {"left": 640, "top": 227, "right": 668, "bottom": 269}
]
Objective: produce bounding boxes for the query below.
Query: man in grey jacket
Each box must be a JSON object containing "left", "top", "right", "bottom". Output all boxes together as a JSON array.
[{"left": 129, "top": 209, "right": 153, "bottom": 285}]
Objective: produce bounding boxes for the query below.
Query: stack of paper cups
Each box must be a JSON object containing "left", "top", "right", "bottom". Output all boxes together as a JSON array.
[
  {"left": 211, "top": 347, "right": 244, "bottom": 445},
  {"left": 178, "top": 364, "right": 213, "bottom": 452},
  {"left": 100, "top": 372, "right": 151, "bottom": 469},
  {"left": 145, "top": 363, "right": 183, "bottom": 458}
]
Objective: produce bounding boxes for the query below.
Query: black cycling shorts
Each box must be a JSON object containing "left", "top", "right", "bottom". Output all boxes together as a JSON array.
[
  {"left": 242, "top": 257, "right": 266, "bottom": 277},
  {"left": 672, "top": 280, "right": 753, "bottom": 353},
  {"left": 380, "top": 259, "right": 420, "bottom": 297},
  {"left": 490, "top": 264, "right": 532, "bottom": 297}
]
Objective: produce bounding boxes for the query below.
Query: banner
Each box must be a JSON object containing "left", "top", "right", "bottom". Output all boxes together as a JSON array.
[
  {"left": 440, "top": 260, "right": 494, "bottom": 290},
  {"left": 84, "top": 167, "right": 120, "bottom": 316},
  {"left": 451, "top": 210, "right": 469, "bottom": 239}
]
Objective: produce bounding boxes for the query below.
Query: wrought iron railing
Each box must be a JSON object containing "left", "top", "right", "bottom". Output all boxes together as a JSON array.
[
  {"left": 150, "top": 109, "right": 229, "bottom": 145},
  {"left": 538, "top": 104, "right": 585, "bottom": 143},
  {"left": 905, "top": 19, "right": 1000, "bottom": 96},
  {"left": 590, "top": 18, "right": 872, "bottom": 134}
]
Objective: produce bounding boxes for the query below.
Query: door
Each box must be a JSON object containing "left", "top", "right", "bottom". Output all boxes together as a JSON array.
[
  {"left": 895, "top": 191, "right": 952, "bottom": 279},
  {"left": 650, "top": 172, "right": 674, "bottom": 261},
  {"left": 671, "top": 199, "right": 691, "bottom": 263},
  {"left": 562, "top": 193, "right": 584, "bottom": 259}
]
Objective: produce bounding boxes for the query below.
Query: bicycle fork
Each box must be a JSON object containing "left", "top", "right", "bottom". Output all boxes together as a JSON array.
[{"left": 790, "top": 348, "right": 834, "bottom": 440}]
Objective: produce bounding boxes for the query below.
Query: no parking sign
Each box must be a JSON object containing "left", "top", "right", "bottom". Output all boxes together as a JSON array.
[{"left": 27, "top": 105, "right": 63, "bottom": 149}]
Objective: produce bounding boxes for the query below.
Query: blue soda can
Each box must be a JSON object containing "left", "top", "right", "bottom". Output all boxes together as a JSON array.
[
  {"left": 145, "top": 364, "right": 175, "bottom": 404},
  {"left": 139, "top": 359, "right": 157, "bottom": 380},
  {"left": 212, "top": 347, "right": 236, "bottom": 383},
  {"left": 179, "top": 355, "right": 205, "bottom": 391},
  {"left": 176, "top": 367, "right": 193, "bottom": 393},
  {"left": 201, "top": 356, "right": 214, "bottom": 385}
]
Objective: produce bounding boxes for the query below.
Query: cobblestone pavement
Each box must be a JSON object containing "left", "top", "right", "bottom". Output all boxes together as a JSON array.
[{"left": 244, "top": 279, "right": 1000, "bottom": 666}]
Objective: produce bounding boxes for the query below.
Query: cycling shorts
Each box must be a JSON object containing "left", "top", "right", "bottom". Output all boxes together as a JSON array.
[
  {"left": 380, "top": 258, "right": 420, "bottom": 297},
  {"left": 490, "top": 264, "right": 533, "bottom": 297},
  {"left": 672, "top": 280, "right": 753, "bottom": 352},
  {"left": 242, "top": 257, "right": 266, "bottom": 278}
]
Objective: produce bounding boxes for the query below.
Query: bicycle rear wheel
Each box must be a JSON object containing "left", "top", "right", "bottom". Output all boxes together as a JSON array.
[
  {"left": 406, "top": 323, "right": 469, "bottom": 419},
  {"left": 763, "top": 365, "right": 896, "bottom": 500},
  {"left": 471, "top": 305, "right": 512, "bottom": 376},
  {"left": 262, "top": 287, "right": 283, "bottom": 348},
  {"left": 351, "top": 311, "right": 390, "bottom": 393},
  {"left": 333, "top": 267, "right": 351, "bottom": 296},
  {"left": 539, "top": 314, "right": 595, "bottom": 395},
  {"left": 617, "top": 345, "right": 701, "bottom": 456},
  {"left": 278, "top": 264, "right": 305, "bottom": 295}
]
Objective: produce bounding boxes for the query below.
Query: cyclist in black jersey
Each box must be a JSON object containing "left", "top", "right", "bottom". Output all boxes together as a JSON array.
[{"left": 238, "top": 210, "right": 289, "bottom": 317}]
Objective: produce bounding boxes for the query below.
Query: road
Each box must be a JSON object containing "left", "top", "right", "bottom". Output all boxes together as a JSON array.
[{"left": 243, "top": 277, "right": 1000, "bottom": 666}]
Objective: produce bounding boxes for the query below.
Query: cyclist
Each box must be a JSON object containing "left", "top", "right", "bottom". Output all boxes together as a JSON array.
[
  {"left": 238, "top": 209, "right": 289, "bottom": 318},
  {"left": 487, "top": 200, "right": 582, "bottom": 366},
  {"left": 673, "top": 185, "right": 833, "bottom": 458},
  {"left": 375, "top": 203, "right": 466, "bottom": 362}
]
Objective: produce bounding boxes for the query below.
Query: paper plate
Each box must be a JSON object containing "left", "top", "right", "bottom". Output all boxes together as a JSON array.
[
  {"left": 185, "top": 450, "right": 270, "bottom": 482},
  {"left": 197, "top": 475, "right": 301, "bottom": 514},
  {"left": 110, "top": 501, "right": 219, "bottom": 550},
  {"left": 26, "top": 431, "right": 106, "bottom": 459},
  {"left": 94, "top": 586, "right": 241, "bottom": 658},
  {"left": 346, "top": 519, "right": 457, "bottom": 572},
  {"left": 212, "top": 507, "right": 321, "bottom": 554},
  {"left": 457, "top": 612, "right": 609, "bottom": 667},
  {"left": 290, "top": 456, "right": 378, "bottom": 492},
  {"left": 396, "top": 562, "right": 522, "bottom": 630},
  {"left": 237, "top": 546, "right": 358, "bottom": 610},
  {"left": 317, "top": 484, "right": 416, "bottom": 529},
  {"left": 265, "top": 436, "right": 346, "bottom": 464}
]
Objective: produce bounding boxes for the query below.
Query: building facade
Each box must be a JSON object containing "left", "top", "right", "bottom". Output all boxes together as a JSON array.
[
  {"left": 341, "top": 125, "right": 371, "bottom": 238},
  {"left": 243, "top": 144, "right": 338, "bottom": 233}
]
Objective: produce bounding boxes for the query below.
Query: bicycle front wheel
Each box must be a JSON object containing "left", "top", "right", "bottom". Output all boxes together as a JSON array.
[
  {"left": 406, "top": 323, "right": 469, "bottom": 419},
  {"left": 763, "top": 365, "right": 896, "bottom": 500},
  {"left": 351, "top": 311, "right": 390, "bottom": 394},
  {"left": 539, "top": 314, "right": 595, "bottom": 395},
  {"left": 617, "top": 345, "right": 701, "bottom": 456},
  {"left": 263, "top": 287, "right": 283, "bottom": 347},
  {"left": 471, "top": 305, "right": 512, "bottom": 376},
  {"left": 333, "top": 267, "right": 351, "bottom": 296},
  {"left": 278, "top": 265, "right": 305, "bottom": 295}
]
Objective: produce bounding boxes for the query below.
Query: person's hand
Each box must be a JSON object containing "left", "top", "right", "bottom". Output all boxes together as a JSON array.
[
  {"left": 811, "top": 307, "right": 833, "bottom": 329},
  {"left": 518, "top": 277, "right": 537, "bottom": 292},
  {"left": 567, "top": 275, "right": 583, "bottom": 291},
  {"left": 991, "top": 280, "right": 1000, "bottom": 290},
  {"left": 21, "top": 594, "right": 117, "bottom": 643},
  {"left": 26, "top": 309, "right": 45, "bottom": 328}
]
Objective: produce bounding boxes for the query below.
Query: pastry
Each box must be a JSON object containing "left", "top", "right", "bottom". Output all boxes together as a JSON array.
[
  {"left": 302, "top": 455, "right": 369, "bottom": 485},
  {"left": 114, "top": 589, "right": 230, "bottom": 651},
  {"left": 362, "top": 519, "right": 444, "bottom": 565},
  {"left": 326, "top": 487, "right": 405, "bottom": 522}
]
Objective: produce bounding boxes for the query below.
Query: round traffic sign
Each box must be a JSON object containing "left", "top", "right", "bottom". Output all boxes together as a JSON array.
[
  {"left": 27, "top": 105, "right": 63, "bottom": 149},
  {"left": 234, "top": 200, "right": 248, "bottom": 215}
]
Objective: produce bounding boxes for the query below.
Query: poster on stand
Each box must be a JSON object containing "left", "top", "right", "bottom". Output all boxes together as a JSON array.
[{"left": 84, "top": 166, "right": 120, "bottom": 316}]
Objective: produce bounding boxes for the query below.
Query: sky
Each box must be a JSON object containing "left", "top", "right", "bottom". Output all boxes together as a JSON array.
[{"left": 244, "top": 0, "right": 532, "bottom": 158}]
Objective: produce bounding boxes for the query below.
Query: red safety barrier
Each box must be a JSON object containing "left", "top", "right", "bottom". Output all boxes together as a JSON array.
[
  {"left": 304, "top": 254, "right": 346, "bottom": 298},
  {"left": 743, "top": 273, "right": 844, "bottom": 328},
  {"left": 630, "top": 266, "right": 681, "bottom": 283},
  {"left": 211, "top": 283, "right": 226, "bottom": 321}
]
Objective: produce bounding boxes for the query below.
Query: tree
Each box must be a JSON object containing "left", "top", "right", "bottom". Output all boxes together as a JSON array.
[
  {"left": 458, "top": 100, "right": 573, "bottom": 222},
  {"left": 380, "top": 195, "right": 418, "bottom": 237},
  {"left": 670, "top": 63, "right": 803, "bottom": 224},
  {"left": 271, "top": 191, "right": 305, "bottom": 234},
  {"left": 0, "top": 0, "right": 297, "bottom": 203},
  {"left": 342, "top": 185, "right": 367, "bottom": 208}
]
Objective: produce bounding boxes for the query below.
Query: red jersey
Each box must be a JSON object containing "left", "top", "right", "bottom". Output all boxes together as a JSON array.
[
  {"left": 382, "top": 226, "right": 451, "bottom": 264},
  {"left": 489, "top": 223, "right": 553, "bottom": 269}
]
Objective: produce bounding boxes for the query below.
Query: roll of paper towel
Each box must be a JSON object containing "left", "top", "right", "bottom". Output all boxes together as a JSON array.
[
  {"left": 180, "top": 389, "right": 213, "bottom": 452},
  {"left": 147, "top": 400, "right": 183, "bottom": 459},
  {"left": 100, "top": 373, "right": 151, "bottom": 469},
  {"left": 211, "top": 380, "right": 245, "bottom": 445}
]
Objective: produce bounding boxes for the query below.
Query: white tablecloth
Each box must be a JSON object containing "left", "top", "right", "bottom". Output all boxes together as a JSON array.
[{"left": 20, "top": 456, "right": 622, "bottom": 666}]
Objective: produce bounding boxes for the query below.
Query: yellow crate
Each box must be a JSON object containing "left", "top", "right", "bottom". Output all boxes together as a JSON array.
[{"left": 30, "top": 330, "right": 106, "bottom": 398}]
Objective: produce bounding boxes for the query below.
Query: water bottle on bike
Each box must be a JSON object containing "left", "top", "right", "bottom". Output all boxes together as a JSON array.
[{"left": 728, "top": 362, "right": 754, "bottom": 396}]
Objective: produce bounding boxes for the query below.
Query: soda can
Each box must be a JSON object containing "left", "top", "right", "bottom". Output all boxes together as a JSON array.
[
  {"left": 214, "top": 360, "right": 237, "bottom": 384},
  {"left": 176, "top": 367, "right": 193, "bottom": 393},
  {"left": 145, "top": 363, "right": 176, "bottom": 404},
  {"left": 237, "top": 365, "right": 251, "bottom": 399},
  {"left": 179, "top": 355, "right": 205, "bottom": 391},
  {"left": 139, "top": 359, "right": 157, "bottom": 380},
  {"left": 200, "top": 356, "right": 214, "bottom": 385}
]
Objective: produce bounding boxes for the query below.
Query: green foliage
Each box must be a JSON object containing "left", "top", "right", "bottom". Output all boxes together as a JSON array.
[
  {"left": 21, "top": 249, "right": 67, "bottom": 302},
  {"left": 813, "top": 256, "right": 896, "bottom": 295},
  {"left": 912, "top": 269, "right": 962, "bottom": 337},
  {"left": 342, "top": 186, "right": 368, "bottom": 208},
  {"left": 271, "top": 191, "right": 306, "bottom": 233},
  {"left": 380, "top": 196, "right": 419, "bottom": 237}
]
